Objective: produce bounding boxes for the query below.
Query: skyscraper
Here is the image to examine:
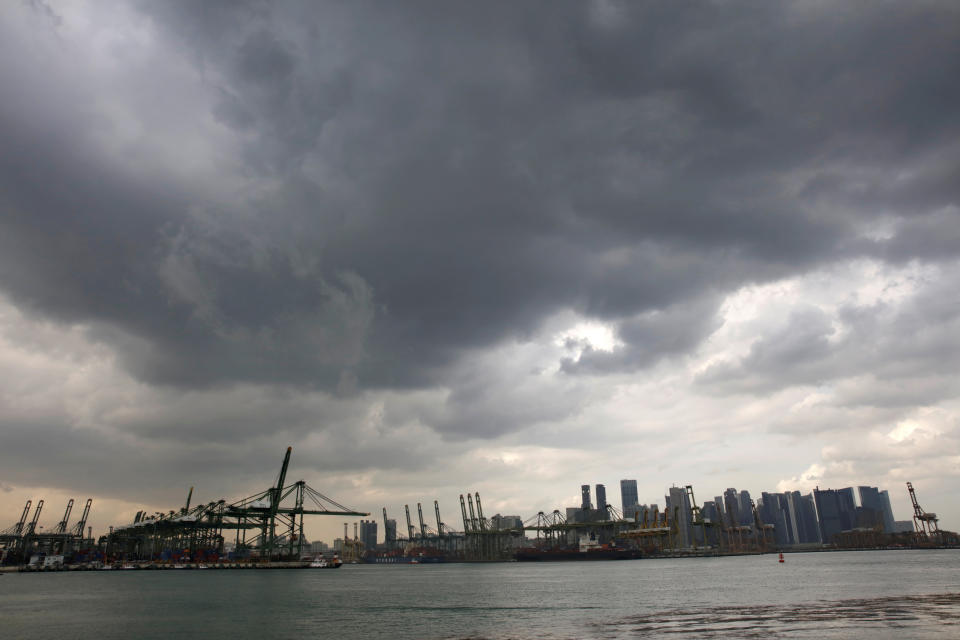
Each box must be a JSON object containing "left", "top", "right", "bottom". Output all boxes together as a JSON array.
[
  {"left": 723, "top": 488, "right": 740, "bottom": 527},
  {"left": 668, "top": 486, "right": 693, "bottom": 548},
  {"left": 879, "top": 490, "right": 896, "bottom": 533},
  {"left": 738, "top": 490, "right": 754, "bottom": 526},
  {"left": 620, "top": 479, "right": 639, "bottom": 519},
  {"left": 359, "top": 519, "right": 378, "bottom": 550},
  {"left": 596, "top": 484, "right": 607, "bottom": 514},
  {"left": 814, "top": 487, "right": 858, "bottom": 542},
  {"left": 384, "top": 518, "right": 397, "bottom": 543},
  {"left": 859, "top": 486, "right": 896, "bottom": 533},
  {"left": 581, "top": 484, "right": 592, "bottom": 511}
]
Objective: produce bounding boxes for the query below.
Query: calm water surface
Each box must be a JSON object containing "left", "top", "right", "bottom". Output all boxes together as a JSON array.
[{"left": 2, "top": 550, "right": 958, "bottom": 639}]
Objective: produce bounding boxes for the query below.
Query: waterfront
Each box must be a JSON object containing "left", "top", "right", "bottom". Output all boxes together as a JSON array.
[{"left": 2, "top": 550, "right": 958, "bottom": 638}]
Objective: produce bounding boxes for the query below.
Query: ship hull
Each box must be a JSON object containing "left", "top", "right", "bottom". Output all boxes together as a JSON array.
[{"left": 515, "top": 548, "right": 642, "bottom": 561}]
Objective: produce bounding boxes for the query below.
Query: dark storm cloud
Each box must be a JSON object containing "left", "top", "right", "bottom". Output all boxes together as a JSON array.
[{"left": 1, "top": 1, "right": 959, "bottom": 415}]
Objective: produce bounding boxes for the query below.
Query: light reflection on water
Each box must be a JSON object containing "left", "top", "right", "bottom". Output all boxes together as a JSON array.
[{"left": 1, "top": 550, "right": 958, "bottom": 639}]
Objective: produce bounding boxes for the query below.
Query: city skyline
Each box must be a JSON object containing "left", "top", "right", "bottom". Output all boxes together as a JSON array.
[{"left": 1, "top": 1, "right": 959, "bottom": 547}]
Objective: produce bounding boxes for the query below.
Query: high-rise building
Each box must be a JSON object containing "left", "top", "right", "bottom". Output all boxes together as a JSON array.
[
  {"left": 784, "top": 491, "right": 820, "bottom": 544},
  {"left": 701, "top": 501, "right": 720, "bottom": 524},
  {"left": 621, "top": 479, "right": 639, "bottom": 520},
  {"left": 879, "top": 490, "right": 896, "bottom": 534},
  {"left": 714, "top": 496, "right": 726, "bottom": 520},
  {"left": 359, "top": 519, "right": 378, "bottom": 550},
  {"left": 490, "top": 514, "right": 523, "bottom": 530},
  {"left": 384, "top": 518, "right": 397, "bottom": 543},
  {"left": 668, "top": 486, "right": 693, "bottom": 548},
  {"left": 813, "top": 487, "right": 858, "bottom": 542},
  {"left": 596, "top": 484, "right": 607, "bottom": 514},
  {"left": 837, "top": 487, "right": 857, "bottom": 530},
  {"left": 858, "top": 486, "right": 896, "bottom": 533},
  {"left": 738, "top": 490, "right": 754, "bottom": 526},
  {"left": 581, "top": 485, "right": 592, "bottom": 511},
  {"left": 723, "top": 488, "right": 740, "bottom": 527}
]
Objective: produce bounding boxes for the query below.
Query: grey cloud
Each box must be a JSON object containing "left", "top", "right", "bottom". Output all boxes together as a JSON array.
[
  {"left": 696, "top": 263, "right": 960, "bottom": 405},
  {"left": 1, "top": 0, "right": 959, "bottom": 433}
]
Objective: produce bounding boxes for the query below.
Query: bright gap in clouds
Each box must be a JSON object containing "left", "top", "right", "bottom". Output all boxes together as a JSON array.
[{"left": 555, "top": 321, "right": 621, "bottom": 353}]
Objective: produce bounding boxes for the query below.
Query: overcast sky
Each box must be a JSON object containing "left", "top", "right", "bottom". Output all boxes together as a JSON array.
[{"left": 1, "top": 1, "right": 958, "bottom": 543}]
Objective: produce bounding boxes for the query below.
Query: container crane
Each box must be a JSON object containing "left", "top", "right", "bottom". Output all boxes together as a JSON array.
[
  {"left": 70, "top": 499, "right": 93, "bottom": 539},
  {"left": 53, "top": 499, "right": 74, "bottom": 534},
  {"left": 434, "top": 500, "right": 444, "bottom": 537},
  {"left": 474, "top": 493, "right": 487, "bottom": 531},
  {"left": 467, "top": 493, "right": 479, "bottom": 531},
  {"left": 907, "top": 482, "right": 940, "bottom": 540},
  {"left": 183, "top": 487, "right": 194, "bottom": 514},
  {"left": 417, "top": 503, "right": 427, "bottom": 541},
  {"left": 404, "top": 504, "right": 415, "bottom": 541},
  {"left": 26, "top": 500, "right": 44, "bottom": 536},
  {"left": 12, "top": 500, "right": 31, "bottom": 536},
  {"left": 459, "top": 495, "right": 472, "bottom": 533}
]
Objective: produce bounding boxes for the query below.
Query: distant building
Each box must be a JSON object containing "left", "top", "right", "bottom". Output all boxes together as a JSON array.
[
  {"left": 737, "top": 490, "right": 754, "bottom": 526},
  {"left": 894, "top": 520, "right": 914, "bottom": 534},
  {"left": 491, "top": 514, "right": 523, "bottom": 530},
  {"left": 714, "top": 496, "right": 726, "bottom": 521},
  {"left": 596, "top": 484, "right": 607, "bottom": 515},
  {"left": 360, "top": 519, "right": 378, "bottom": 550},
  {"left": 581, "top": 485, "right": 592, "bottom": 511},
  {"left": 814, "top": 487, "right": 858, "bottom": 543},
  {"left": 668, "top": 486, "right": 693, "bottom": 548},
  {"left": 856, "top": 486, "right": 896, "bottom": 531},
  {"left": 309, "top": 540, "right": 329, "bottom": 554},
  {"left": 384, "top": 518, "right": 397, "bottom": 543},
  {"left": 879, "top": 490, "right": 896, "bottom": 534},
  {"left": 723, "top": 488, "right": 741, "bottom": 527},
  {"left": 759, "top": 492, "right": 793, "bottom": 546},
  {"left": 785, "top": 491, "right": 820, "bottom": 544},
  {"left": 701, "top": 501, "right": 720, "bottom": 524},
  {"left": 857, "top": 486, "right": 896, "bottom": 533},
  {"left": 621, "top": 479, "right": 639, "bottom": 520}
]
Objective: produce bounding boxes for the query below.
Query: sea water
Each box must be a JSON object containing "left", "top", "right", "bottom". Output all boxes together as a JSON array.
[{"left": 1, "top": 550, "right": 958, "bottom": 638}]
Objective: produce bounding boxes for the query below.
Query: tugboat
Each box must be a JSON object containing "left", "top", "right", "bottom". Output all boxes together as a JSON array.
[{"left": 309, "top": 554, "right": 342, "bottom": 569}]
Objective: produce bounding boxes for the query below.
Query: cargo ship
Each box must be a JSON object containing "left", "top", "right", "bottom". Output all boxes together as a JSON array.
[
  {"left": 364, "top": 547, "right": 449, "bottom": 564},
  {"left": 515, "top": 535, "right": 642, "bottom": 561}
]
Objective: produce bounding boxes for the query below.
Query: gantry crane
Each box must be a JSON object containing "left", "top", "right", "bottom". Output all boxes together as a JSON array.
[
  {"left": 417, "top": 503, "right": 427, "bottom": 540},
  {"left": 460, "top": 495, "right": 472, "bottom": 533},
  {"left": 906, "top": 482, "right": 940, "bottom": 541},
  {"left": 404, "top": 504, "right": 415, "bottom": 541},
  {"left": 70, "top": 499, "right": 93, "bottom": 539}
]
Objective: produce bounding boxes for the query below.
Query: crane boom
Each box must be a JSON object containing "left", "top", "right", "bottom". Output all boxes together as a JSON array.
[
  {"left": 13, "top": 500, "right": 31, "bottom": 535},
  {"left": 273, "top": 447, "right": 292, "bottom": 512},
  {"left": 417, "top": 503, "right": 426, "bottom": 540},
  {"left": 404, "top": 504, "right": 415, "bottom": 540},
  {"left": 27, "top": 500, "right": 44, "bottom": 535},
  {"left": 474, "top": 492, "right": 487, "bottom": 531},
  {"left": 467, "top": 493, "right": 478, "bottom": 531},
  {"left": 54, "top": 499, "right": 74, "bottom": 534},
  {"left": 459, "top": 494, "right": 471, "bottom": 533},
  {"left": 907, "top": 481, "right": 940, "bottom": 537},
  {"left": 434, "top": 500, "right": 443, "bottom": 537},
  {"left": 71, "top": 499, "right": 92, "bottom": 538}
]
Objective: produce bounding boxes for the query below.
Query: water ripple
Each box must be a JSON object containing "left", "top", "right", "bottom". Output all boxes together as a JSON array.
[{"left": 586, "top": 592, "right": 960, "bottom": 638}]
